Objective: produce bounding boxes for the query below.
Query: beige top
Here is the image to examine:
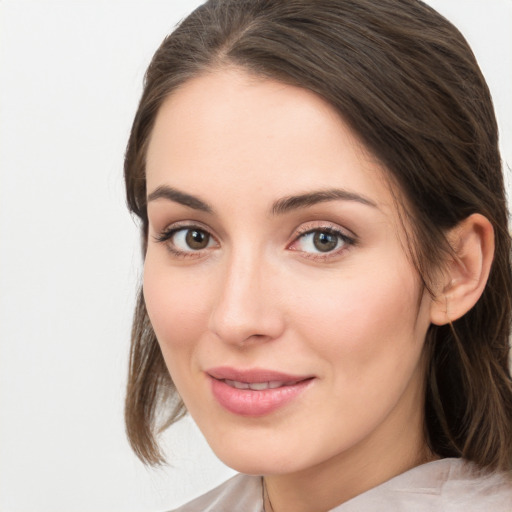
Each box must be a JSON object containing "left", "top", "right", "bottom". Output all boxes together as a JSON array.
[{"left": 170, "top": 458, "right": 512, "bottom": 511}]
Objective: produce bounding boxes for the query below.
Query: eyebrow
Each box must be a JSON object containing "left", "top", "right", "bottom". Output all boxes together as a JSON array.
[
  {"left": 271, "top": 188, "right": 377, "bottom": 215},
  {"left": 147, "top": 185, "right": 377, "bottom": 215},
  {"left": 147, "top": 185, "right": 213, "bottom": 213}
]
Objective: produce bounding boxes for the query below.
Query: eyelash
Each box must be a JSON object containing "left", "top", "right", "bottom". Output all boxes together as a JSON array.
[
  {"left": 153, "top": 222, "right": 357, "bottom": 260},
  {"left": 153, "top": 222, "right": 216, "bottom": 259},
  {"left": 289, "top": 224, "right": 356, "bottom": 261}
]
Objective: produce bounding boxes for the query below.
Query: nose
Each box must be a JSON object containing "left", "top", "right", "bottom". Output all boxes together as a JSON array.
[{"left": 208, "top": 249, "right": 285, "bottom": 346}]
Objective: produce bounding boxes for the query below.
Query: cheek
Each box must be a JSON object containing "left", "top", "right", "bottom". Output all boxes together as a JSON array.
[
  {"left": 142, "top": 253, "right": 209, "bottom": 353},
  {"left": 142, "top": 252, "right": 221, "bottom": 418},
  {"left": 286, "top": 263, "right": 429, "bottom": 443},
  {"left": 289, "top": 258, "right": 427, "bottom": 377}
]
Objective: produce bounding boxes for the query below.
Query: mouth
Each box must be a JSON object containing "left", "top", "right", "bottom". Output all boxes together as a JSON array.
[
  {"left": 222, "top": 379, "right": 304, "bottom": 390},
  {"left": 206, "top": 367, "right": 314, "bottom": 416},
  {"left": 207, "top": 366, "right": 312, "bottom": 383}
]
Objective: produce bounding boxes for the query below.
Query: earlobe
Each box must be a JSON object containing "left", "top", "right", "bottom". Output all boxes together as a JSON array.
[{"left": 430, "top": 213, "right": 494, "bottom": 326}]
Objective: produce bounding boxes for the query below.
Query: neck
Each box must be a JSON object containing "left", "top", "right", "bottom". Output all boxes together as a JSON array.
[
  {"left": 264, "top": 448, "right": 435, "bottom": 512},
  {"left": 262, "top": 383, "right": 435, "bottom": 512}
]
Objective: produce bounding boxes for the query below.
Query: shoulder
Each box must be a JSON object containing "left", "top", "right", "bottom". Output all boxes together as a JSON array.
[
  {"left": 169, "top": 473, "right": 263, "bottom": 512},
  {"left": 438, "top": 458, "right": 512, "bottom": 511},
  {"left": 335, "top": 458, "right": 512, "bottom": 512}
]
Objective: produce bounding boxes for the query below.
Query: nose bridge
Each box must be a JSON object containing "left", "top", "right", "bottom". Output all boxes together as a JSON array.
[{"left": 208, "top": 244, "right": 283, "bottom": 345}]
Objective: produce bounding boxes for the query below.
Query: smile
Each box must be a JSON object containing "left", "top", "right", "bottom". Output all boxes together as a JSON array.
[
  {"left": 206, "top": 367, "right": 314, "bottom": 416},
  {"left": 223, "top": 379, "right": 301, "bottom": 390}
]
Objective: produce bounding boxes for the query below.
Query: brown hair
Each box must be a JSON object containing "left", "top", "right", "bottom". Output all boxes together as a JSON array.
[{"left": 124, "top": 0, "right": 512, "bottom": 469}]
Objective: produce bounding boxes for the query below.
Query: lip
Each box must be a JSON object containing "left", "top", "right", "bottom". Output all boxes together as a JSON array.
[{"left": 207, "top": 366, "right": 314, "bottom": 417}]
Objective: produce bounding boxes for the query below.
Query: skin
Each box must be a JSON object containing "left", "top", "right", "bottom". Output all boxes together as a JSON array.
[{"left": 143, "top": 68, "right": 440, "bottom": 512}]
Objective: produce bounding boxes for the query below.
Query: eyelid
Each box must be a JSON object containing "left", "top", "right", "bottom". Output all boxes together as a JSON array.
[
  {"left": 288, "top": 221, "right": 357, "bottom": 259},
  {"left": 152, "top": 219, "right": 357, "bottom": 260},
  {"left": 292, "top": 221, "right": 356, "bottom": 242},
  {"left": 153, "top": 221, "right": 219, "bottom": 258},
  {"left": 153, "top": 220, "right": 213, "bottom": 241}
]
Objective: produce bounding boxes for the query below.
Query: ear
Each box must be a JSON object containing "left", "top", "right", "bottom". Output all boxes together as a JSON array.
[{"left": 430, "top": 213, "right": 494, "bottom": 326}]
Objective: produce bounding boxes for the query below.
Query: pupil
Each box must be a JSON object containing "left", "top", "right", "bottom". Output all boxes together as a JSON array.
[
  {"left": 313, "top": 231, "right": 338, "bottom": 252},
  {"left": 186, "top": 229, "right": 209, "bottom": 249}
]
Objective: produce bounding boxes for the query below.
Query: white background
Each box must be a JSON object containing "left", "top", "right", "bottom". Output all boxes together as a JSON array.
[{"left": 0, "top": 1, "right": 511, "bottom": 511}]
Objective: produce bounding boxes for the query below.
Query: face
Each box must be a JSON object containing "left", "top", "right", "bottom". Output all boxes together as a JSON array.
[{"left": 143, "top": 69, "right": 435, "bottom": 477}]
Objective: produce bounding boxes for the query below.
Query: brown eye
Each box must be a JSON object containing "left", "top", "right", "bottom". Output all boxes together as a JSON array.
[
  {"left": 160, "top": 226, "right": 216, "bottom": 253},
  {"left": 312, "top": 231, "right": 339, "bottom": 252},
  {"left": 291, "top": 227, "right": 353, "bottom": 256},
  {"left": 185, "top": 229, "right": 211, "bottom": 250}
]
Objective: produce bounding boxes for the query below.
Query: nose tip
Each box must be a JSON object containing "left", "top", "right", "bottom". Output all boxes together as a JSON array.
[
  {"left": 208, "top": 259, "right": 285, "bottom": 346},
  {"left": 210, "top": 310, "right": 277, "bottom": 346}
]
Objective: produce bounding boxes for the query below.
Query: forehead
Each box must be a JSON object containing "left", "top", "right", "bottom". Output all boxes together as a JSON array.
[{"left": 145, "top": 68, "right": 395, "bottom": 213}]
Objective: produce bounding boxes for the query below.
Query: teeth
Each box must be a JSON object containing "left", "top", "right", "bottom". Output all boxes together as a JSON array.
[
  {"left": 249, "top": 382, "right": 270, "bottom": 390},
  {"left": 225, "top": 379, "right": 249, "bottom": 389},
  {"left": 223, "top": 380, "right": 289, "bottom": 390}
]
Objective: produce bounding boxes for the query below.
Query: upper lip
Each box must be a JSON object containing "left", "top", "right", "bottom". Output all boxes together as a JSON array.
[{"left": 206, "top": 366, "right": 313, "bottom": 384}]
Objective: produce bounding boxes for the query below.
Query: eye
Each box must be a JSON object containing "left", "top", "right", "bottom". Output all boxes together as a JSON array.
[
  {"left": 296, "top": 230, "right": 343, "bottom": 253},
  {"left": 154, "top": 225, "right": 217, "bottom": 256},
  {"left": 303, "top": 231, "right": 340, "bottom": 252},
  {"left": 289, "top": 226, "right": 355, "bottom": 256},
  {"left": 174, "top": 228, "right": 213, "bottom": 251}
]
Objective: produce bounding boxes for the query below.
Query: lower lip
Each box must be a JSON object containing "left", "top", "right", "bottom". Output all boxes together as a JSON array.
[{"left": 210, "top": 377, "right": 312, "bottom": 416}]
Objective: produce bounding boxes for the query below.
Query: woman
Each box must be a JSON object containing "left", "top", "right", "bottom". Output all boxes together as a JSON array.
[{"left": 124, "top": 0, "right": 512, "bottom": 510}]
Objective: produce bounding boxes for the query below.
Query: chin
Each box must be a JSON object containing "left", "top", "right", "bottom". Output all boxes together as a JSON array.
[
  {"left": 207, "top": 436, "right": 311, "bottom": 476},
  {"left": 218, "top": 454, "right": 296, "bottom": 476}
]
